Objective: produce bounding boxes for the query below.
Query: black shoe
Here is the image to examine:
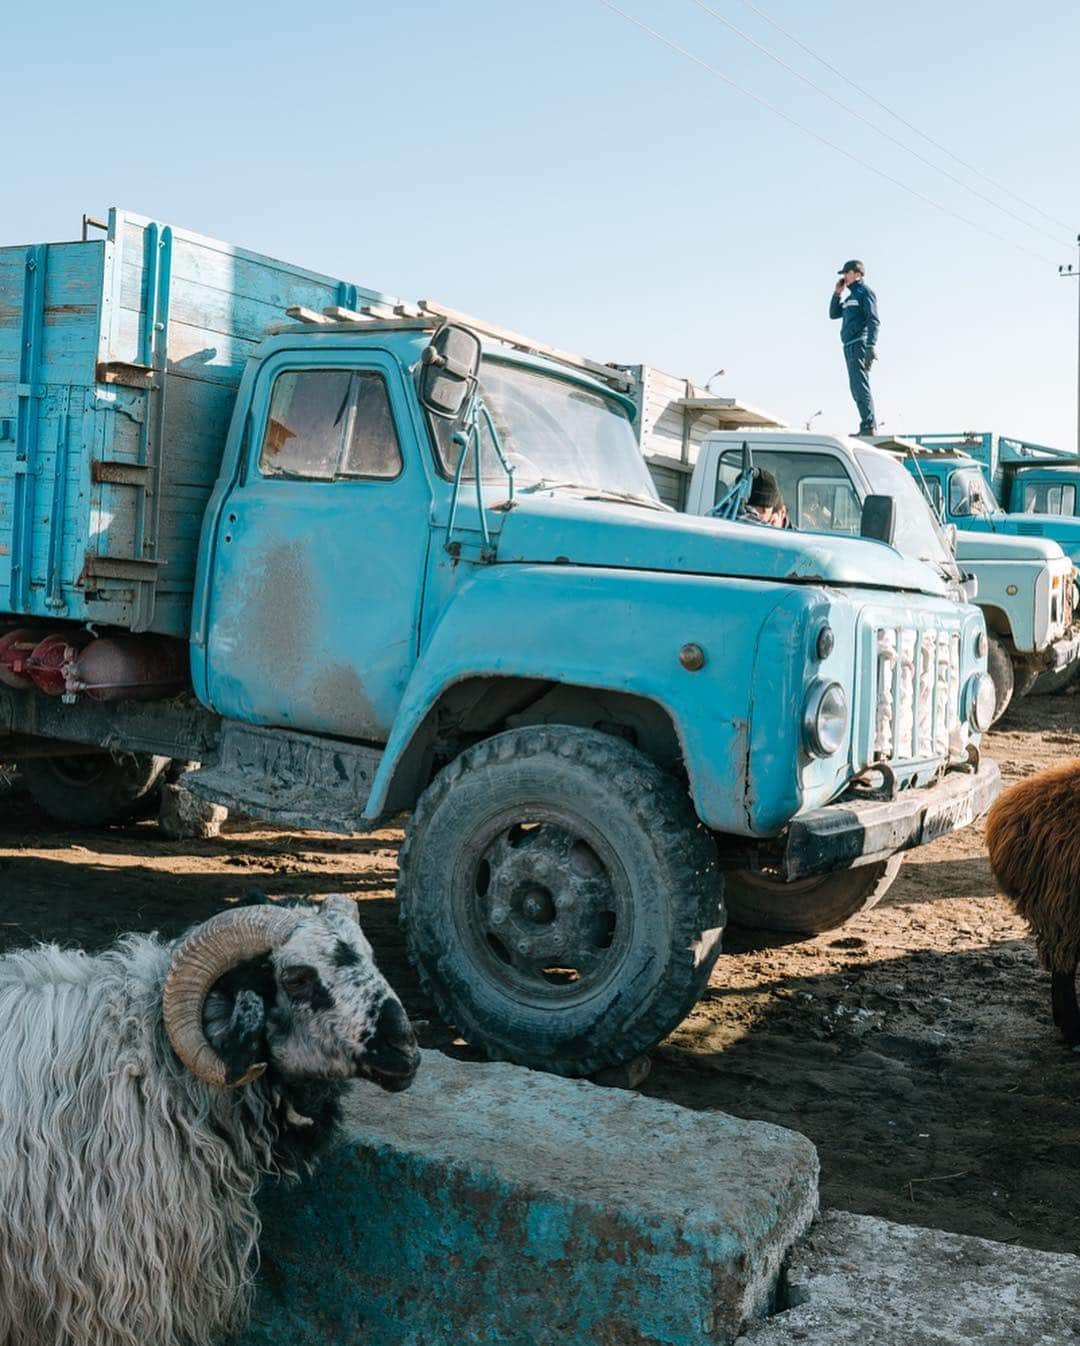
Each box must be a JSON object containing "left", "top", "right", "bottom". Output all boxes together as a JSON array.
[{"left": 854, "top": 426, "right": 877, "bottom": 437}]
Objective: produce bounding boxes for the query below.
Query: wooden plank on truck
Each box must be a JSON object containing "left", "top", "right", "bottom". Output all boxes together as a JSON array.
[{"left": 416, "top": 300, "right": 633, "bottom": 392}]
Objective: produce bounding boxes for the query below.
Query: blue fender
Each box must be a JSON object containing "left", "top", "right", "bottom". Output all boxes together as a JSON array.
[{"left": 362, "top": 562, "right": 805, "bottom": 836}]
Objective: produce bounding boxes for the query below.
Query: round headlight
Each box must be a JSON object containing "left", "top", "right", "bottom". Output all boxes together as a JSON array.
[
  {"left": 803, "top": 680, "right": 849, "bottom": 757},
  {"left": 967, "top": 672, "right": 996, "bottom": 733},
  {"left": 814, "top": 623, "right": 835, "bottom": 661}
]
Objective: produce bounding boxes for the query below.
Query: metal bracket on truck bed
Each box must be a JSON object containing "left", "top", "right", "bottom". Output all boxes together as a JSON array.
[{"left": 183, "top": 720, "right": 383, "bottom": 834}]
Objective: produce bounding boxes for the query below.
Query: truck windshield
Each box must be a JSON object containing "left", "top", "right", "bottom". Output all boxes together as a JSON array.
[
  {"left": 429, "top": 358, "right": 660, "bottom": 503},
  {"left": 715, "top": 449, "right": 862, "bottom": 533},
  {"left": 854, "top": 449, "right": 954, "bottom": 567},
  {"left": 714, "top": 445, "right": 954, "bottom": 569},
  {"left": 948, "top": 465, "right": 1002, "bottom": 518},
  {"left": 1021, "top": 480, "right": 1076, "bottom": 515}
]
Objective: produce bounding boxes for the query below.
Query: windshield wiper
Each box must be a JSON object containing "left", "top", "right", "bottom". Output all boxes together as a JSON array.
[{"left": 519, "top": 481, "right": 668, "bottom": 511}]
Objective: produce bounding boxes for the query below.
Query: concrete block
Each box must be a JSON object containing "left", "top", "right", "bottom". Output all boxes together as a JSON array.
[
  {"left": 739, "top": 1210, "right": 1080, "bottom": 1345},
  {"left": 239, "top": 1051, "right": 818, "bottom": 1346},
  {"left": 158, "top": 782, "right": 228, "bottom": 839}
]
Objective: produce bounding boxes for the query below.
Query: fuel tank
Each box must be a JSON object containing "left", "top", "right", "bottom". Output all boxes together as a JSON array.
[{"left": 66, "top": 635, "right": 189, "bottom": 702}]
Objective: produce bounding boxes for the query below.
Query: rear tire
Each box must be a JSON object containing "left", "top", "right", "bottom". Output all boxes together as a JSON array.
[
  {"left": 724, "top": 856, "right": 903, "bottom": 934},
  {"left": 986, "top": 636, "right": 1015, "bottom": 724},
  {"left": 21, "top": 752, "right": 169, "bottom": 827},
  {"left": 398, "top": 726, "right": 724, "bottom": 1076}
]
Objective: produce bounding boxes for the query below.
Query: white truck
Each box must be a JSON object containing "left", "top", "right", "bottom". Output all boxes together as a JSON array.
[{"left": 677, "top": 430, "right": 1079, "bottom": 726}]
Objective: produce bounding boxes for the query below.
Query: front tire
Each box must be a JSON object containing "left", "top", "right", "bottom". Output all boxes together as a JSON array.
[
  {"left": 398, "top": 726, "right": 724, "bottom": 1076},
  {"left": 986, "top": 635, "right": 1015, "bottom": 724},
  {"left": 724, "top": 856, "right": 903, "bottom": 934},
  {"left": 21, "top": 752, "right": 169, "bottom": 826}
]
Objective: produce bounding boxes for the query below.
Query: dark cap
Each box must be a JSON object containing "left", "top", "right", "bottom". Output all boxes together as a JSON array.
[
  {"left": 748, "top": 467, "right": 783, "bottom": 510},
  {"left": 837, "top": 259, "right": 865, "bottom": 275}
]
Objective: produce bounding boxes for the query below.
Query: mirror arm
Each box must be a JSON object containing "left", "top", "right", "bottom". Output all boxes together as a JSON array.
[
  {"left": 446, "top": 400, "right": 478, "bottom": 553},
  {"left": 478, "top": 401, "right": 515, "bottom": 504},
  {"left": 445, "top": 394, "right": 511, "bottom": 560}
]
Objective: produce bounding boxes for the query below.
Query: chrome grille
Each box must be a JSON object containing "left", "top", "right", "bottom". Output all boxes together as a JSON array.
[{"left": 873, "top": 625, "right": 962, "bottom": 763}]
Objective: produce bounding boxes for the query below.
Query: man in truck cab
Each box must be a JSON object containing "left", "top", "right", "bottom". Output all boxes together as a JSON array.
[
  {"left": 738, "top": 467, "right": 788, "bottom": 527},
  {"left": 830, "top": 259, "right": 880, "bottom": 435}
]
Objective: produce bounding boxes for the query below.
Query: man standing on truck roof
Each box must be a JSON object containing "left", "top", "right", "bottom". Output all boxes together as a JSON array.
[{"left": 830, "top": 259, "right": 879, "bottom": 436}]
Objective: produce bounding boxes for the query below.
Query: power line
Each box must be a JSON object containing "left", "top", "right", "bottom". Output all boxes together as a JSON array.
[
  {"left": 734, "top": 0, "right": 1076, "bottom": 239},
  {"left": 595, "top": 0, "right": 1058, "bottom": 265},
  {"left": 687, "top": 0, "right": 1073, "bottom": 249}
]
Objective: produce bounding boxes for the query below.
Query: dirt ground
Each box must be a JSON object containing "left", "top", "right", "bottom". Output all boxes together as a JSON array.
[{"left": 1, "top": 695, "right": 1078, "bottom": 1257}]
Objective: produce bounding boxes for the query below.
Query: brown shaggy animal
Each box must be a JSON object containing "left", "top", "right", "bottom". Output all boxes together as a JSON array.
[{"left": 985, "top": 758, "right": 1080, "bottom": 1047}]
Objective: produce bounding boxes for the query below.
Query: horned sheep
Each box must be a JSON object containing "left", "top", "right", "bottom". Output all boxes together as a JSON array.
[
  {"left": 0, "top": 893, "right": 420, "bottom": 1346},
  {"left": 985, "top": 758, "right": 1080, "bottom": 1048}
]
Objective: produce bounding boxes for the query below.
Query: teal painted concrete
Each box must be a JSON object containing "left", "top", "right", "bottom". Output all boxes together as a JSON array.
[{"left": 235, "top": 1052, "right": 819, "bottom": 1346}]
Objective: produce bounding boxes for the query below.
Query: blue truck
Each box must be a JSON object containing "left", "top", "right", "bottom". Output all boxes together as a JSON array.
[
  {"left": 0, "top": 209, "right": 1000, "bottom": 1073},
  {"left": 901, "top": 432, "right": 1080, "bottom": 567},
  {"left": 910, "top": 431, "right": 1080, "bottom": 521}
]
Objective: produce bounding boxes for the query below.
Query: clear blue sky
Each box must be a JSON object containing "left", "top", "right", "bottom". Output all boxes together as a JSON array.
[{"left": 6, "top": 0, "right": 1079, "bottom": 447}]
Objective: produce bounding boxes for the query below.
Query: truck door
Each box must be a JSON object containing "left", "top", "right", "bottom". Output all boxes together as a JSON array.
[{"left": 203, "top": 349, "right": 429, "bottom": 741}]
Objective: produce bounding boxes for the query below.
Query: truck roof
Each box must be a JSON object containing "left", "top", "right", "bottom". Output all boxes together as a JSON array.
[
  {"left": 1004, "top": 463, "right": 1080, "bottom": 478},
  {"left": 702, "top": 428, "right": 910, "bottom": 465}
]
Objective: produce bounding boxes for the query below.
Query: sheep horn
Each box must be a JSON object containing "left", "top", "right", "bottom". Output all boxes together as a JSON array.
[
  {"left": 163, "top": 906, "right": 303, "bottom": 1088},
  {"left": 321, "top": 893, "right": 360, "bottom": 924}
]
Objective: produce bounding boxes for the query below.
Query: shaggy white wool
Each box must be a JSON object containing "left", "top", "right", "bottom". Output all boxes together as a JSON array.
[{"left": 0, "top": 936, "right": 293, "bottom": 1346}]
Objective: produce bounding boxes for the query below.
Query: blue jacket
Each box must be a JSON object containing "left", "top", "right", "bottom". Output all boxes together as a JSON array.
[{"left": 830, "top": 279, "right": 879, "bottom": 347}]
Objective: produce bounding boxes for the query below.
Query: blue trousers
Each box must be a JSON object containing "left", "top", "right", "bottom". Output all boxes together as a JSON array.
[{"left": 844, "top": 340, "right": 876, "bottom": 431}]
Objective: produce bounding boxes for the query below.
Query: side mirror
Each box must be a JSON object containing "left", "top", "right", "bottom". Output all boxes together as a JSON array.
[
  {"left": 860, "top": 494, "right": 896, "bottom": 545},
  {"left": 419, "top": 323, "right": 482, "bottom": 419}
]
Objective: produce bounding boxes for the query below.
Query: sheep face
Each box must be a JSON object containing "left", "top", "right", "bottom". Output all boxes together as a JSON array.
[
  {"left": 202, "top": 897, "right": 420, "bottom": 1092},
  {"left": 267, "top": 902, "right": 419, "bottom": 1090}
]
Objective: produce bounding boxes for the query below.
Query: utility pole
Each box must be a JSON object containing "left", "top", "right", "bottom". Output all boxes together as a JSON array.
[{"left": 1060, "top": 232, "right": 1080, "bottom": 453}]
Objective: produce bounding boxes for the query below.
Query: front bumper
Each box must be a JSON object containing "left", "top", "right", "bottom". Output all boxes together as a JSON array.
[
  {"left": 1042, "top": 628, "right": 1080, "bottom": 673},
  {"left": 782, "top": 758, "right": 1001, "bottom": 880}
]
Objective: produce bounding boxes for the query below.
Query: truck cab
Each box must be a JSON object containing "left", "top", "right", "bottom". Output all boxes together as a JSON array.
[
  {"left": 1006, "top": 464, "right": 1080, "bottom": 519},
  {"left": 683, "top": 431, "right": 1080, "bottom": 722},
  {"left": 904, "top": 434, "right": 1080, "bottom": 569}
]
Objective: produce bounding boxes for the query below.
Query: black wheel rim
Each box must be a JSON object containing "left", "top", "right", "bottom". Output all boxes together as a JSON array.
[{"left": 451, "top": 805, "right": 635, "bottom": 1009}]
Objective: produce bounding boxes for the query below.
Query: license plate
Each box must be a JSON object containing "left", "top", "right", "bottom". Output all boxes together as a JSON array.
[{"left": 921, "top": 791, "right": 977, "bottom": 843}]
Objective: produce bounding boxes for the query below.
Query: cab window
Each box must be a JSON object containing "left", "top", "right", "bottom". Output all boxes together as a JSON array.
[
  {"left": 260, "top": 369, "right": 402, "bottom": 481},
  {"left": 948, "top": 467, "right": 995, "bottom": 517},
  {"left": 1021, "top": 481, "right": 1075, "bottom": 515},
  {"left": 715, "top": 449, "right": 860, "bottom": 533}
]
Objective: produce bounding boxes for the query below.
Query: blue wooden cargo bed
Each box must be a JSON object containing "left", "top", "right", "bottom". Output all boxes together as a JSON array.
[{"left": 0, "top": 208, "right": 392, "bottom": 636}]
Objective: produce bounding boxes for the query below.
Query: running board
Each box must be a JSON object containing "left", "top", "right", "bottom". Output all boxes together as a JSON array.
[{"left": 182, "top": 721, "right": 382, "bottom": 833}]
